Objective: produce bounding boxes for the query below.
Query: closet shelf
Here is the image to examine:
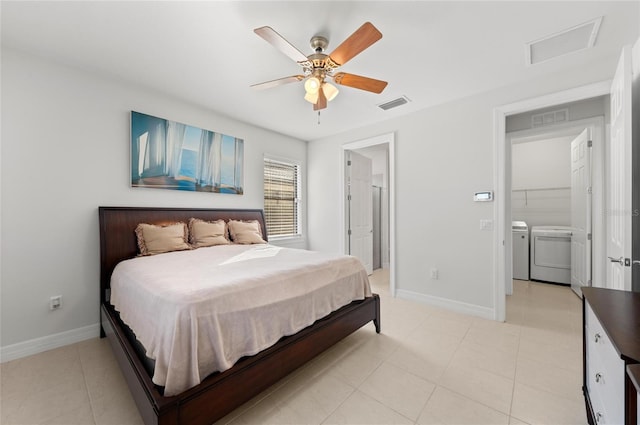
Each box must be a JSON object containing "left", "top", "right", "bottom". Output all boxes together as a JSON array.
[{"left": 512, "top": 186, "right": 570, "bottom": 192}]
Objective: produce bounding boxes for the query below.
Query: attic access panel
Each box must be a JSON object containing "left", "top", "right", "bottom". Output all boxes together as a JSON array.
[{"left": 526, "top": 17, "right": 602, "bottom": 66}]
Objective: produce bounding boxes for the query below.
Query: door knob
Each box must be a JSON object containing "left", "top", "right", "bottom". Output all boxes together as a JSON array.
[
  {"left": 633, "top": 260, "right": 640, "bottom": 266},
  {"left": 608, "top": 256, "right": 624, "bottom": 265}
]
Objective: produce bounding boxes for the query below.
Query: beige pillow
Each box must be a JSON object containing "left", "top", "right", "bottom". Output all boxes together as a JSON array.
[
  {"left": 227, "top": 220, "right": 267, "bottom": 244},
  {"left": 189, "top": 218, "right": 230, "bottom": 247},
  {"left": 135, "top": 222, "right": 191, "bottom": 256}
]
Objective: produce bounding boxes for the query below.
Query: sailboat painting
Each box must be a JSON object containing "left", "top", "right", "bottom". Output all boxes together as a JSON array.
[{"left": 130, "top": 111, "right": 244, "bottom": 194}]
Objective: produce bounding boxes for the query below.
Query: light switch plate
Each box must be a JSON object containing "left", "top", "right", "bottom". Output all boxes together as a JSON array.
[{"left": 480, "top": 219, "right": 494, "bottom": 231}]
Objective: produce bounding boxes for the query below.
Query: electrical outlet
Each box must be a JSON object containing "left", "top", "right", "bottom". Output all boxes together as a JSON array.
[
  {"left": 50, "top": 295, "right": 62, "bottom": 310},
  {"left": 430, "top": 268, "right": 439, "bottom": 280}
]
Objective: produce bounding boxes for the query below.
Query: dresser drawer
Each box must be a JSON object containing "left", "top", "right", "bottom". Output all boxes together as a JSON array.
[
  {"left": 586, "top": 303, "right": 625, "bottom": 425},
  {"left": 587, "top": 355, "right": 614, "bottom": 424},
  {"left": 587, "top": 380, "right": 610, "bottom": 424}
]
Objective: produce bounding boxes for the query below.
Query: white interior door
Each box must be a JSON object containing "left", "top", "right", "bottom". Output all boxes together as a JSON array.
[
  {"left": 347, "top": 151, "right": 373, "bottom": 274},
  {"left": 606, "top": 45, "right": 633, "bottom": 291},
  {"left": 570, "top": 128, "right": 591, "bottom": 296}
]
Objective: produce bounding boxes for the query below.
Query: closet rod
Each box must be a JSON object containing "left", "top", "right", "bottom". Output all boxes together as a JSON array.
[{"left": 512, "top": 186, "right": 570, "bottom": 192}]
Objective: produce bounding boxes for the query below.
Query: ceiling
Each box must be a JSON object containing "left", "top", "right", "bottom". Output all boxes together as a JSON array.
[{"left": 2, "top": 1, "right": 638, "bottom": 141}]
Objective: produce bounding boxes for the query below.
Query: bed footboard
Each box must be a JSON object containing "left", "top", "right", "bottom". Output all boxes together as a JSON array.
[{"left": 101, "top": 294, "right": 380, "bottom": 425}]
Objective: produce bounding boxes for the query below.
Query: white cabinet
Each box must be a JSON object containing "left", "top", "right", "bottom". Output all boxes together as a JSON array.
[
  {"left": 582, "top": 288, "right": 640, "bottom": 425},
  {"left": 585, "top": 303, "right": 625, "bottom": 424}
]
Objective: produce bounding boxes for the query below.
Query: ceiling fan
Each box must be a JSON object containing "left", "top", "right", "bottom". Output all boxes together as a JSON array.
[{"left": 251, "top": 22, "right": 388, "bottom": 111}]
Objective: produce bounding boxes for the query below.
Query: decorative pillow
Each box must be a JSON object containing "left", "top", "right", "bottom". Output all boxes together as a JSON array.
[
  {"left": 188, "top": 218, "right": 230, "bottom": 248},
  {"left": 135, "top": 222, "right": 191, "bottom": 256},
  {"left": 227, "top": 219, "right": 267, "bottom": 244}
]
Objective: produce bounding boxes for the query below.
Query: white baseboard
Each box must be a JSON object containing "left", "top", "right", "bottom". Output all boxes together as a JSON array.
[
  {"left": 0, "top": 323, "right": 101, "bottom": 363},
  {"left": 396, "top": 289, "right": 495, "bottom": 320}
]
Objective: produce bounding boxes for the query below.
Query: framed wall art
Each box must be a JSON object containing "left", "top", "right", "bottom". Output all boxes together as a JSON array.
[{"left": 131, "top": 111, "right": 243, "bottom": 194}]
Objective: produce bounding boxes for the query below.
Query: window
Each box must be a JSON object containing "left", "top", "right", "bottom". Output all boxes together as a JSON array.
[{"left": 263, "top": 157, "right": 301, "bottom": 238}]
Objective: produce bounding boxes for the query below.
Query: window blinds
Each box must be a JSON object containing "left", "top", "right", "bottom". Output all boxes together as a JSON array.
[{"left": 264, "top": 158, "right": 300, "bottom": 237}]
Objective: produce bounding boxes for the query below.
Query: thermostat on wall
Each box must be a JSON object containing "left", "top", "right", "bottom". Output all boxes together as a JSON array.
[{"left": 474, "top": 191, "right": 493, "bottom": 202}]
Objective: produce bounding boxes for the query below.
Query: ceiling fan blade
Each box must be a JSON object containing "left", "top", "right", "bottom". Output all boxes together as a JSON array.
[
  {"left": 251, "top": 75, "right": 305, "bottom": 90},
  {"left": 313, "top": 88, "right": 327, "bottom": 111},
  {"left": 328, "top": 22, "right": 382, "bottom": 66},
  {"left": 333, "top": 72, "right": 388, "bottom": 94},
  {"left": 254, "top": 26, "right": 310, "bottom": 64}
]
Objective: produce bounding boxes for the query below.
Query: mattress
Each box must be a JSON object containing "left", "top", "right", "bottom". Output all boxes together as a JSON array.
[{"left": 110, "top": 244, "right": 371, "bottom": 396}]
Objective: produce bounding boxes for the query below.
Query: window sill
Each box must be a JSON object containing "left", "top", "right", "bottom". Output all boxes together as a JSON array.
[
  {"left": 267, "top": 235, "right": 306, "bottom": 249},
  {"left": 268, "top": 234, "right": 303, "bottom": 242}
]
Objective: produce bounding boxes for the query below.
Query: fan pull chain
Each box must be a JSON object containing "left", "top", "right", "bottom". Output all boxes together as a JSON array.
[{"left": 317, "top": 111, "right": 321, "bottom": 125}]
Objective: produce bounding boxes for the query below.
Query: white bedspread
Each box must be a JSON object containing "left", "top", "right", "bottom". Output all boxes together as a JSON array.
[{"left": 110, "top": 244, "right": 371, "bottom": 396}]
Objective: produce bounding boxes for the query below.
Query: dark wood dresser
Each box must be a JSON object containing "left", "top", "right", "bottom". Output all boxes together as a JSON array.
[
  {"left": 582, "top": 287, "right": 640, "bottom": 425},
  {"left": 627, "top": 364, "right": 640, "bottom": 424}
]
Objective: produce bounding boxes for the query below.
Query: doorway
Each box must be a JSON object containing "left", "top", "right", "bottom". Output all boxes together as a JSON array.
[
  {"left": 345, "top": 149, "right": 374, "bottom": 275},
  {"left": 342, "top": 133, "right": 396, "bottom": 295},
  {"left": 506, "top": 114, "right": 605, "bottom": 299},
  {"left": 493, "top": 81, "right": 611, "bottom": 322}
]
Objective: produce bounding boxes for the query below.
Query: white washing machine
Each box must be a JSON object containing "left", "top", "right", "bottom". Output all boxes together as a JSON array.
[
  {"left": 530, "top": 225, "right": 572, "bottom": 285},
  {"left": 512, "top": 221, "right": 529, "bottom": 281}
]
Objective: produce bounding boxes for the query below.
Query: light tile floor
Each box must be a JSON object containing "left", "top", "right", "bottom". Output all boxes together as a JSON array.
[{"left": 1, "top": 274, "right": 586, "bottom": 425}]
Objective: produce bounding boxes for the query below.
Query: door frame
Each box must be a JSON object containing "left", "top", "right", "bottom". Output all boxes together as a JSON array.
[
  {"left": 633, "top": 38, "right": 640, "bottom": 292},
  {"left": 341, "top": 132, "right": 396, "bottom": 295},
  {"left": 493, "top": 81, "right": 610, "bottom": 321}
]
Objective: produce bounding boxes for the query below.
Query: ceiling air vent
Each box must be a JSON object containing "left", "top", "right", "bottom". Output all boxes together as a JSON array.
[
  {"left": 525, "top": 16, "right": 602, "bottom": 66},
  {"left": 378, "top": 96, "right": 410, "bottom": 111}
]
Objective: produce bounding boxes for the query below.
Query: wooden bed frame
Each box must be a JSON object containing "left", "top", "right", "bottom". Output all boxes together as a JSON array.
[{"left": 99, "top": 206, "right": 381, "bottom": 425}]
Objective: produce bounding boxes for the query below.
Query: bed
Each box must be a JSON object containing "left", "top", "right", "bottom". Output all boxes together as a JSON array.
[{"left": 99, "top": 206, "right": 381, "bottom": 425}]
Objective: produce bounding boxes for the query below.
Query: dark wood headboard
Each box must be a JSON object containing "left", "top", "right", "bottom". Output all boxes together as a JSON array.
[{"left": 98, "top": 207, "right": 268, "bottom": 305}]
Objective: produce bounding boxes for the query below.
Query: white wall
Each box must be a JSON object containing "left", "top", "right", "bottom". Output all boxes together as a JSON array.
[
  {"left": 308, "top": 58, "right": 617, "bottom": 318},
  {"left": 0, "top": 48, "right": 307, "bottom": 353},
  {"left": 512, "top": 136, "right": 573, "bottom": 190},
  {"left": 510, "top": 135, "right": 574, "bottom": 227}
]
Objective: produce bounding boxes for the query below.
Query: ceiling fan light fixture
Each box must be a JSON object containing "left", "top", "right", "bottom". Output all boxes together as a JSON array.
[
  {"left": 252, "top": 22, "right": 387, "bottom": 112},
  {"left": 304, "top": 91, "right": 319, "bottom": 104},
  {"left": 304, "top": 77, "right": 321, "bottom": 94},
  {"left": 322, "top": 82, "right": 339, "bottom": 101}
]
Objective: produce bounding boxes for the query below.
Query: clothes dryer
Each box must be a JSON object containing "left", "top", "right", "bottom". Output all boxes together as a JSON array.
[{"left": 530, "top": 225, "right": 572, "bottom": 284}]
